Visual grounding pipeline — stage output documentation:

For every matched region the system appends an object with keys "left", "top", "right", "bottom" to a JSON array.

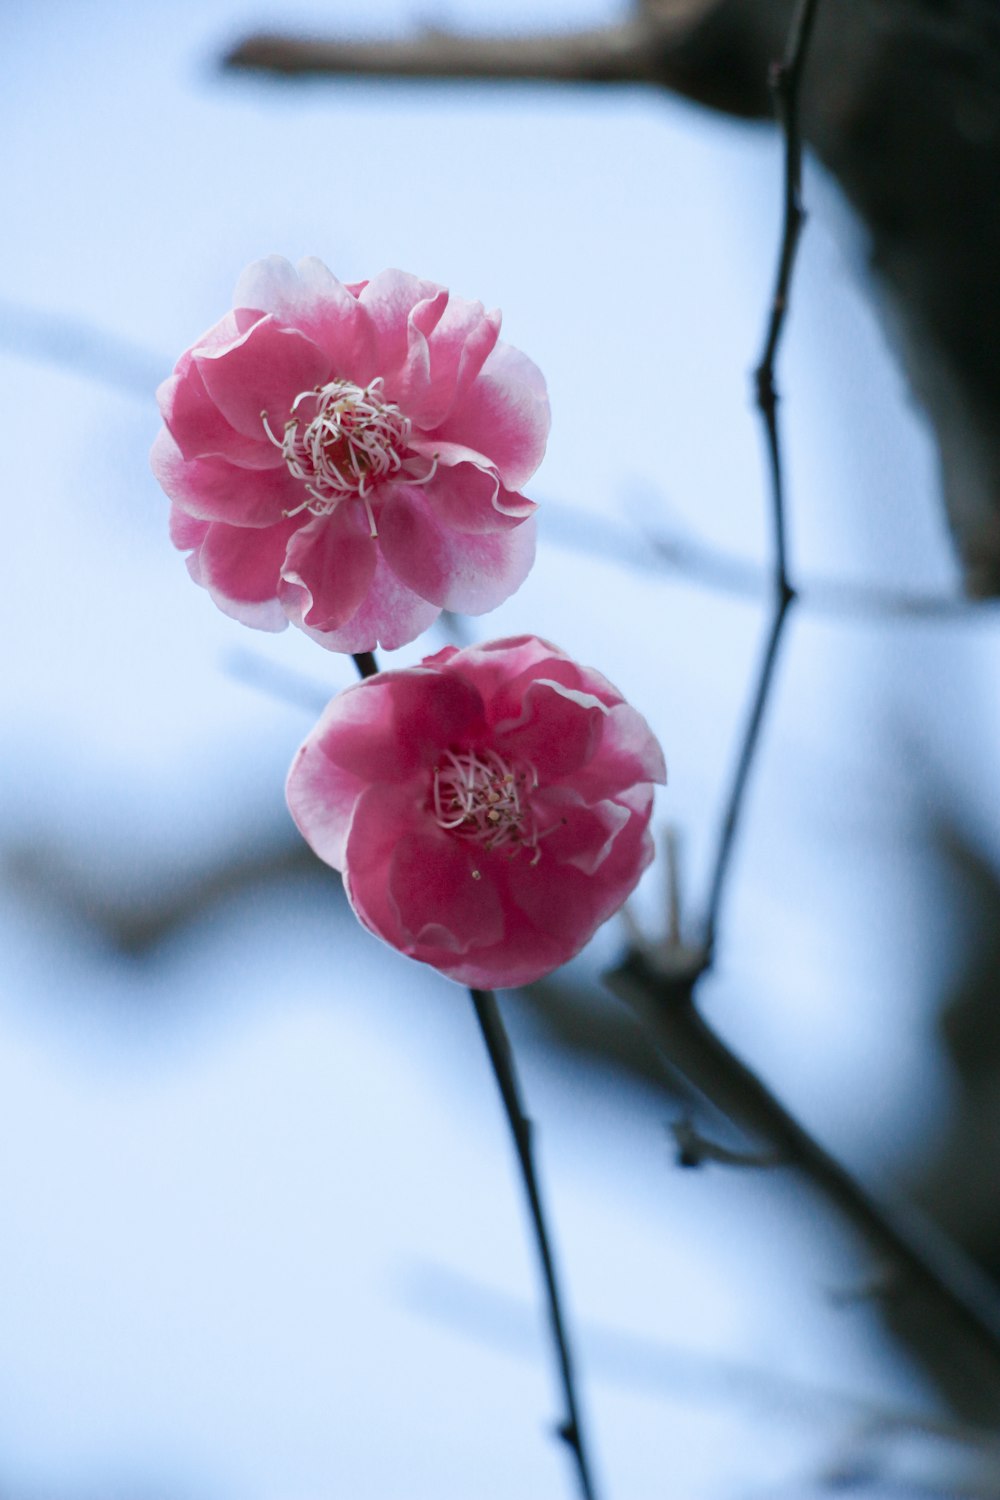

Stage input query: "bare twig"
[
  {"left": 670, "top": 1115, "right": 783, "bottom": 1169},
  {"left": 470, "top": 988, "right": 598, "bottom": 1500},
  {"left": 701, "top": 0, "right": 817, "bottom": 956},
  {"left": 349, "top": 655, "right": 598, "bottom": 1500},
  {"left": 614, "top": 0, "right": 1000, "bottom": 1392}
]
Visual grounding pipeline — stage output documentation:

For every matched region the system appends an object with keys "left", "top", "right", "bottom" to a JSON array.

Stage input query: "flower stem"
[
  {"left": 470, "top": 988, "right": 598, "bottom": 1500},
  {"left": 352, "top": 650, "right": 379, "bottom": 680},
  {"left": 350, "top": 653, "right": 598, "bottom": 1498}
]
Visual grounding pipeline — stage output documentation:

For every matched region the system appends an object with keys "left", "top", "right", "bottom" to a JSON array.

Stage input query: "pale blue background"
[{"left": 1, "top": 2, "right": 992, "bottom": 1495}]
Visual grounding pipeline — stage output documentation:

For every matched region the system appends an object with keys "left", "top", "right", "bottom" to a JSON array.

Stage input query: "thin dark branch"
[
  {"left": 470, "top": 989, "right": 598, "bottom": 1500},
  {"left": 608, "top": 959, "right": 1000, "bottom": 1386},
  {"left": 348, "top": 654, "right": 597, "bottom": 1497},
  {"left": 702, "top": 587, "right": 793, "bottom": 953},
  {"left": 755, "top": 0, "right": 821, "bottom": 431},
  {"left": 611, "top": 0, "right": 1000, "bottom": 1401},
  {"left": 701, "top": 0, "right": 818, "bottom": 955}
]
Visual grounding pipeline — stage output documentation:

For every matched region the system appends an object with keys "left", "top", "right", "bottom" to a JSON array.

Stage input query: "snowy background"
[{"left": 2, "top": 1, "right": 996, "bottom": 1495}]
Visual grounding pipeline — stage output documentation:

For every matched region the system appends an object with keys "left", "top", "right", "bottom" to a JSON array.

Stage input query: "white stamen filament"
[
  {"left": 432, "top": 748, "right": 542, "bottom": 862},
  {"left": 261, "top": 377, "right": 438, "bottom": 534}
]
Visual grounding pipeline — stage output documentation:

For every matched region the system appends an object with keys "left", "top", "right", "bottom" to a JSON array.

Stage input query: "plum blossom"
[
  {"left": 286, "top": 636, "right": 667, "bottom": 989},
  {"left": 152, "top": 257, "right": 549, "bottom": 652}
]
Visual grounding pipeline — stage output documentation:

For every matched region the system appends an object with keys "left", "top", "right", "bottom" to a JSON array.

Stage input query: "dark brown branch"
[
  {"left": 608, "top": 957, "right": 1000, "bottom": 1386},
  {"left": 470, "top": 989, "right": 598, "bottom": 1500},
  {"left": 701, "top": 585, "right": 793, "bottom": 954},
  {"left": 224, "top": 19, "right": 663, "bottom": 85},
  {"left": 701, "top": 0, "right": 815, "bottom": 954}
]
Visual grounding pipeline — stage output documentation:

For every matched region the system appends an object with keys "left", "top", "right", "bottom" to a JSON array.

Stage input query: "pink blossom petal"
[
  {"left": 157, "top": 360, "right": 281, "bottom": 469},
  {"left": 388, "top": 830, "right": 506, "bottom": 953},
  {"left": 195, "top": 316, "right": 330, "bottom": 440},
  {"left": 286, "top": 739, "right": 368, "bottom": 872},
  {"left": 434, "top": 341, "right": 550, "bottom": 491},
  {"left": 388, "top": 289, "right": 443, "bottom": 420},
  {"left": 196, "top": 513, "right": 297, "bottom": 602},
  {"left": 533, "top": 790, "right": 632, "bottom": 874},
  {"left": 572, "top": 703, "right": 669, "bottom": 801},
  {"left": 435, "top": 930, "right": 568, "bottom": 991},
  {"left": 233, "top": 256, "right": 378, "bottom": 381},
  {"left": 297, "top": 669, "right": 482, "bottom": 783},
  {"left": 277, "top": 507, "right": 378, "bottom": 634},
  {"left": 378, "top": 486, "right": 535, "bottom": 613},
  {"left": 190, "top": 515, "right": 297, "bottom": 631},
  {"left": 344, "top": 787, "right": 505, "bottom": 958},
  {"left": 407, "top": 443, "right": 536, "bottom": 531},
  {"left": 397, "top": 295, "right": 502, "bottom": 430},
  {"left": 495, "top": 677, "right": 609, "bottom": 782},
  {"left": 169, "top": 505, "right": 209, "bottom": 551},
  {"left": 357, "top": 269, "right": 445, "bottom": 385},
  {"left": 151, "top": 428, "right": 301, "bottom": 528},
  {"left": 297, "top": 550, "right": 442, "bottom": 654},
  {"left": 502, "top": 788, "right": 655, "bottom": 949},
  {"left": 436, "top": 637, "right": 592, "bottom": 725}
]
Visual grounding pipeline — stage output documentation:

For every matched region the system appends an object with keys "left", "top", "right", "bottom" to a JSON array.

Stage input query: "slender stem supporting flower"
[
  {"left": 470, "top": 988, "right": 598, "bottom": 1500},
  {"left": 352, "top": 650, "right": 379, "bottom": 680},
  {"left": 349, "top": 653, "right": 598, "bottom": 1499},
  {"left": 701, "top": 0, "right": 817, "bottom": 958}
]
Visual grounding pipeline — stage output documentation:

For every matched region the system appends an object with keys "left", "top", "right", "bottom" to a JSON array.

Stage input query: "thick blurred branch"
[
  {"left": 225, "top": 0, "right": 1000, "bottom": 595},
  {"left": 225, "top": 20, "right": 661, "bottom": 84},
  {"left": 607, "top": 954, "right": 1000, "bottom": 1394}
]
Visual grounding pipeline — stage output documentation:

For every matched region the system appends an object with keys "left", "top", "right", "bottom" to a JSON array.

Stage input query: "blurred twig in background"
[{"left": 225, "top": 0, "right": 1000, "bottom": 597}]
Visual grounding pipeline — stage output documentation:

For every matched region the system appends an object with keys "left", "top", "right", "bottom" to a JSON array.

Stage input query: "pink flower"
[
  {"left": 286, "top": 636, "right": 667, "bottom": 989},
  {"left": 152, "top": 257, "right": 549, "bottom": 652}
]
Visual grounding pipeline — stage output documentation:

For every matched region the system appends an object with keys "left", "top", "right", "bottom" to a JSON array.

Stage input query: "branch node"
[{"left": 670, "top": 1117, "right": 785, "bottom": 1170}]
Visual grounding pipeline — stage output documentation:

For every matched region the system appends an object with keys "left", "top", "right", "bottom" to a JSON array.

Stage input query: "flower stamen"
[
  {"left": 432, "top": 748, "right": 541, "bottom": 861},
  {"left": 261, "top": 377, "right": 436, "bottom": 534}
]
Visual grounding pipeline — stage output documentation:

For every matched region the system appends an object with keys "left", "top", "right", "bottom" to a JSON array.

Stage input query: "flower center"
[
  {"left": 262, "top": 377, "right": 426, "bottom": 535},
  {"left": 432, "top": 748, "right": 541, "bottom": 862}
]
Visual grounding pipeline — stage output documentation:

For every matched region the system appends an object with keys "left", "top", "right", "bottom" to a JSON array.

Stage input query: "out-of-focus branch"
[
  {"left": 224, "top": 0, "right": 1000, "bottom": 597},
  {"left": 225, "top": 20, "right": 662, "bottom": 85},
  {"left": 607, "top": 955, "right": 1000, "bottom": 1391},
  {"left": 610, "top": 0, "right": 1000, "bottom": 1402},
  {"left": 407, "top": 1259, "right": 1000, "bottom": 1464}
]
